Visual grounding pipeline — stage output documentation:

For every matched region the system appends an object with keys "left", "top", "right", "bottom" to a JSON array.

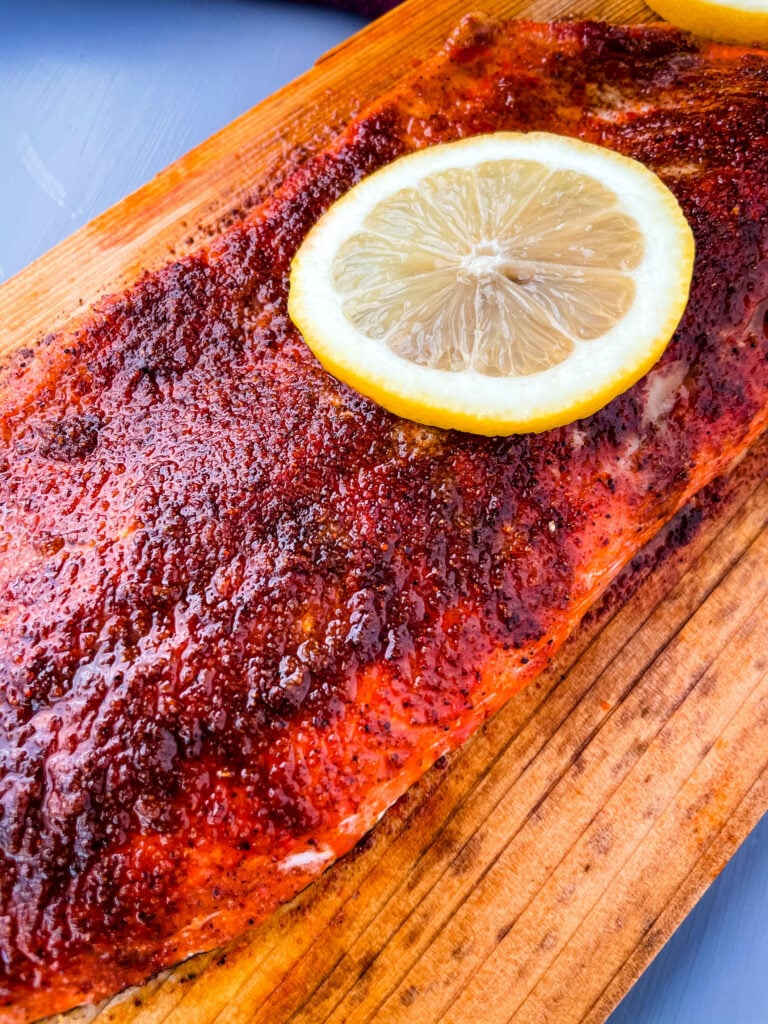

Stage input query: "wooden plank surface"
[{"left": 1, "top": 1, "right": 765, "bottom": 1022}]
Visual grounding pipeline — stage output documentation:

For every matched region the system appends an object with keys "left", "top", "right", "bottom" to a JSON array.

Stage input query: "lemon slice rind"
[
  {"left": 646, "top": 0, "right": 768, "bottom": 46},
  {"left": 289, "top": 133, "right": 695, "bottom": 435}
]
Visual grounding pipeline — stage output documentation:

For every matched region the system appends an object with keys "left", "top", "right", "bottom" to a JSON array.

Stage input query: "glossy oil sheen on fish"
[{"left": 1, "top": 18, "right": 767, "bottom": 1023}]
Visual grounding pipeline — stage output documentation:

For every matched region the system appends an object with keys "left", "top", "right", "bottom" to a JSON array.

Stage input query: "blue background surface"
[{"left": 1, "top": 2, "right": 767, "bottom": 1020}]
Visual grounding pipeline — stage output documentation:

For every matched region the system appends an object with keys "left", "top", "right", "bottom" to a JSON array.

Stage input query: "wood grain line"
[
  {"left": 512, "top": 656, "right": 768, "bottom": 1024},
  {"left": 348, "top": 541, "right": 768, "bottom": 1024},
  {"left": 423, "top": 604, "right": 768, "bottom": 1023},
  {"left": 505, "top": 629, "right": 768, "bottom": 1024},
  {"left": 582, "top": 765, "right": 768, "bottom": 1024}
]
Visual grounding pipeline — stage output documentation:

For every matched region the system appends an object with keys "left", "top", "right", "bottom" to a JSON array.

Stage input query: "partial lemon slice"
[
  {"left": 289, "top": 132, "right": 694, "bottom": 435},
  {"left": 646, "top": 0, "right": 768, "bottom": 46}
]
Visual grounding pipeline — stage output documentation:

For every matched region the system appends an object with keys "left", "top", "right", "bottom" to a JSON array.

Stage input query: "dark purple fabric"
[{"left": 307, "top": 0, "right": 402, "bottom": 16}]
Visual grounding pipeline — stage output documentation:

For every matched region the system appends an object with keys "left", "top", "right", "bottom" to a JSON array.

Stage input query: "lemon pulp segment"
[
  {"left": 335, "top": 161, "right": 644, "bottom": 377},
  {"left": 289, "top": 133, "right": 695, "bottom": 435}
]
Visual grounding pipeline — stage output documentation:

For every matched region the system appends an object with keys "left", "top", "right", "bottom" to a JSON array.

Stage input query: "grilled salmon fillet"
[{"left": 1, "top": 18, "right": 767, "bottom": 1022}]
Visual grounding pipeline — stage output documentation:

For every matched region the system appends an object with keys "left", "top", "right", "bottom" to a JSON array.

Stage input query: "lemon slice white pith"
[{"left": 289, "top": 132, "right": 695, "bottom": 435}]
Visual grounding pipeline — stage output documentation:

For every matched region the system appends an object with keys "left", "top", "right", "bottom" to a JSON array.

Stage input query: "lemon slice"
[
  {"left": 288, "top": 132, "right": 694, "bottom": 435},
  {"left": 646, "top": 0, "right": 768, "bottom": 45}
]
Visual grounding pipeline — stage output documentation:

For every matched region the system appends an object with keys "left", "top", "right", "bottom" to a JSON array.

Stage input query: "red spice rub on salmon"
[{"left": 1, "top": 18, "right": 767, "bottom": 1022}]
